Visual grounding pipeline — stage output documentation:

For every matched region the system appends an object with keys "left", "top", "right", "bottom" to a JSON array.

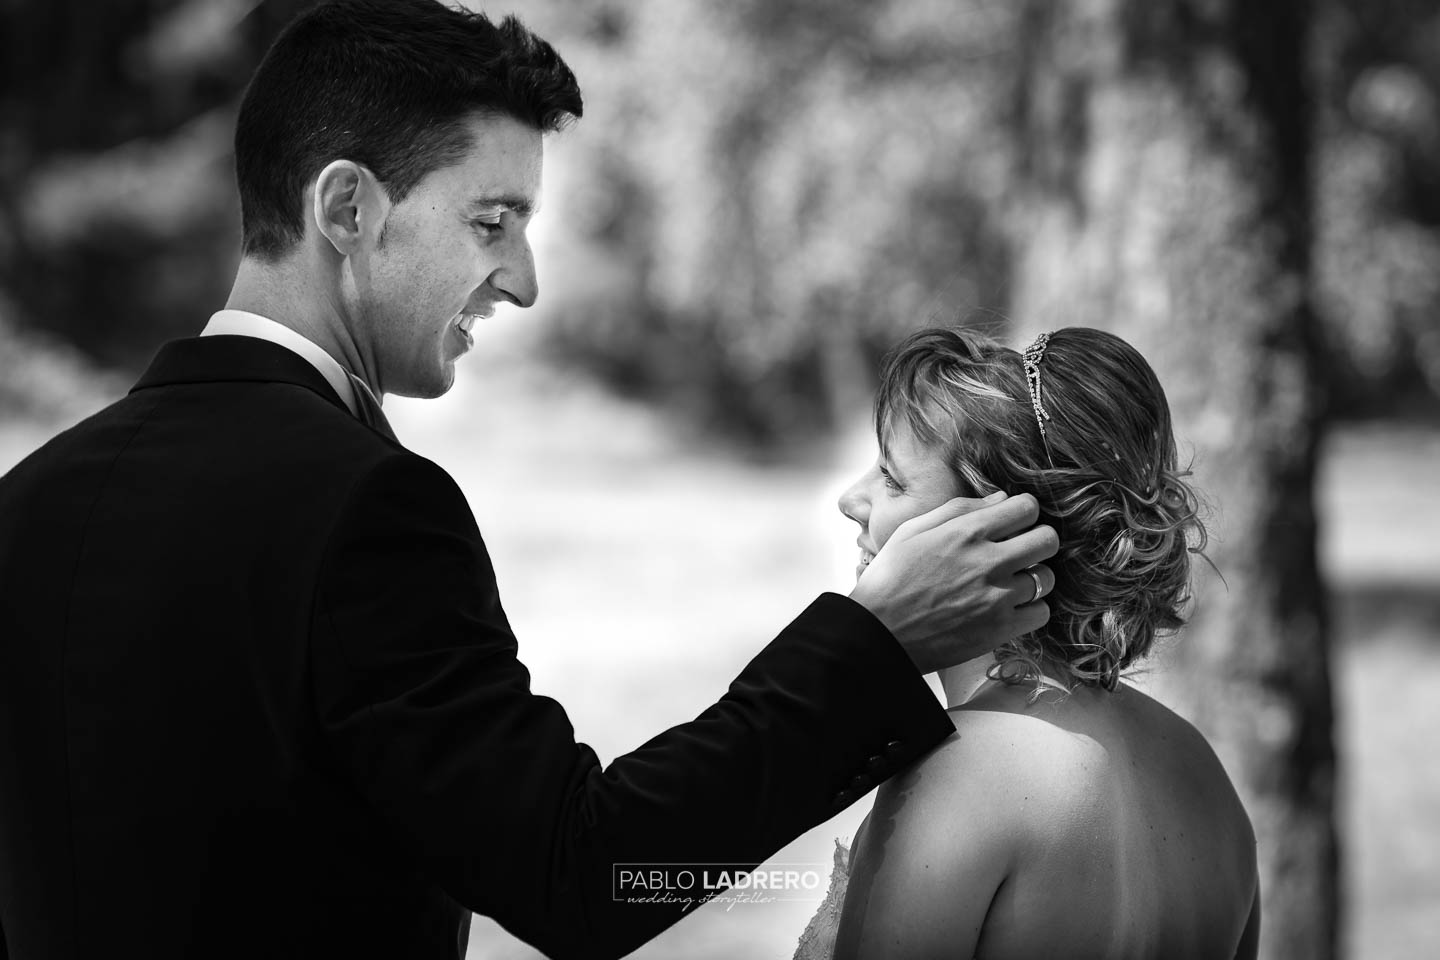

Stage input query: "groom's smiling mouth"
[{"left": 453, "top": 307, "right": 495, "bottom": 347}]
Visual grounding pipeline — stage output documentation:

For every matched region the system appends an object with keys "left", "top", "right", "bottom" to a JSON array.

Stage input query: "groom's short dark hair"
[{"left": 235, "top": 0, "right": 582, "bottom": 260}]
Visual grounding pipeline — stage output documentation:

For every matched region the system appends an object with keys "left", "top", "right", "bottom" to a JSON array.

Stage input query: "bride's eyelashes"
[{"left": 880, "top": 465, "right": 904, "bottom": 493}]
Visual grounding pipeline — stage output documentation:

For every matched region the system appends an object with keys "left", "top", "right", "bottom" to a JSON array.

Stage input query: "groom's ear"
[{"left": 311, "top": 159, "right": 389, "bottom": 256}]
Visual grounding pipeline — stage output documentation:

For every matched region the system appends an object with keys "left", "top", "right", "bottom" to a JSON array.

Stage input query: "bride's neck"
[{"left": 938, "top": 657, "right": 993, "bottom": 709}]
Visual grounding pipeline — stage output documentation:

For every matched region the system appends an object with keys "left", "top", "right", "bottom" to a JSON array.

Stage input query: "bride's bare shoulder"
[
  {"left": 859, "top": 686, "right": 1108, "bottom": 868},
  {"left": 906, "top": 680, "right": 1204, "bottom": 824},
  {"left": 930, "top": 683, "right": 1118, "bottom": 783},
  {"left": 951, "top": 677, "right": 1204, "bottom": 748},
  {"left": 837, "top": 685, "right": 1110, "bottom": 956},
  {"left": 932, "top": 679, "right": 1246, "bottom": 830}
]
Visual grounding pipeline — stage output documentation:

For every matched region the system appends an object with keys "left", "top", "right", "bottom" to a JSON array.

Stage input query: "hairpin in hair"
[{"left": 1022, "top": 332, "right": 1053, "bottom": 440}]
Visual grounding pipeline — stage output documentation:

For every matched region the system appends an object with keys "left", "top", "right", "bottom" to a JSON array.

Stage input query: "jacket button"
[
  {"left": 866, "top": 755, "right": 888, "bottom": 779},
  {"left": 849, "top": 774, "right": 873, "bottom": 794},
  {"left": 883, "top": 740, "right": 905, "bottom": 763},
  {"left": 833, "top": 789, "right": 856, "bottom": 809}
]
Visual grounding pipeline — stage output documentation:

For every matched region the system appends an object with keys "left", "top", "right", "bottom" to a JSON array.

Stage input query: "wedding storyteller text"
[{"left": 612, "top": 863, "right": 826, "bottom": 909}]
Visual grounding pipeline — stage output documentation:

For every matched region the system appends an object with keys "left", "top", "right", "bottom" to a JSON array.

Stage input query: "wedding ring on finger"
[{"left": 1025, "top": 566, "right": 1045, "bottom": 604}]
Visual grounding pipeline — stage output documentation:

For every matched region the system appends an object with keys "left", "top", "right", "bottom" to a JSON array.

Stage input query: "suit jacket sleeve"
[{"left": 311, "top": 453, "right": 954, "bottom": 958}]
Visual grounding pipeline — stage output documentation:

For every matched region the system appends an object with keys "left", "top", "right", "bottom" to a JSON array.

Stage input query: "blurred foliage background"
[
  {"left": 7, "top": 0, "right": 1438, "bottom": 434},
  {"left": 2, "top": 1, "right": 1438, "bottom": 958}
]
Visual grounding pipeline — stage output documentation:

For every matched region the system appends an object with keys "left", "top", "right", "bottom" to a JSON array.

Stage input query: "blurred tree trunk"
[{"left": 1004, "top": 2, "right": 1337, "bottom": 958}]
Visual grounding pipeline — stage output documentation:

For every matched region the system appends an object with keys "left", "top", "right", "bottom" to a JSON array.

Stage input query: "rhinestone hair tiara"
[{"left": 1022, "top": 331, "right": 1053, "bottom": 440}]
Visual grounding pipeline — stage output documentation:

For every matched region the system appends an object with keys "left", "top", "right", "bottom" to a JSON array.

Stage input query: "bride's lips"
[{"left": 856, "top": 538, "right": 876, "bottom": 574}]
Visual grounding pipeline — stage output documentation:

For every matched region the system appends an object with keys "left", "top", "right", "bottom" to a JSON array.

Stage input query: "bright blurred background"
[{"left": 1, "top": 1, "right": 1437, "bottom": 958}]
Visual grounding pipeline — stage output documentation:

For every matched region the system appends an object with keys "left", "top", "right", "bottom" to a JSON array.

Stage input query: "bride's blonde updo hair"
[{"left": 874, "top": 326, "right": 1207, "bottom": 695}]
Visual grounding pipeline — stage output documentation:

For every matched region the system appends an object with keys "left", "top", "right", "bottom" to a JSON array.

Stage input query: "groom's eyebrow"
[{"left": 469, "top": 193, "right": 536, "bottom": 217}]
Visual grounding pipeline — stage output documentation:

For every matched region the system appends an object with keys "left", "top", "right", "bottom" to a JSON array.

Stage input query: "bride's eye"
[{"left": 880, "top": 466, "right": 902, "bottom": 492}]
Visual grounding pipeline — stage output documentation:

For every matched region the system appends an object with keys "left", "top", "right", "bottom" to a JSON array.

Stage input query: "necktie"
[{"left": 347, "top": 372, "right": 398, "bottom": 443}]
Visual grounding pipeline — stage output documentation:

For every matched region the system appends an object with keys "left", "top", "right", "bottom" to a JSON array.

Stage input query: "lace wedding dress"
[{"left": 792, "top": 840, "right": 850, "bottom": 960}]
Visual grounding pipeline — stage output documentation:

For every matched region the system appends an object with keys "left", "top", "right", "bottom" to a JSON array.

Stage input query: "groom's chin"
[{"left": 395, "top": 367, "right": 457, "bottom": 401}]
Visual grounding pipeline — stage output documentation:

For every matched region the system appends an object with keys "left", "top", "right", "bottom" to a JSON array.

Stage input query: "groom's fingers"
[
  {"left": 883, "top": 493, "right": 1058, "bottom": 577},
  {"left": 994, "top": 524, "right": 1061, "bottom": 573},
  {"left": 953, "top": 492, "right": 1042, "bottom": 541},
  {"left": 886, "top": 490, "right": 1040, "bottom": 549},
  {"left": 898, "top": 491, "right": 1044, "bottom": 546},
  {"left": 885, "top": 490, "right": 1014, "bottom": 543},
  {"left": 920, "top": 493, "right": 1058, "bottom": 568},
  {"left": 1011, "top": 595, "right": 1052, "bottom": 635}
]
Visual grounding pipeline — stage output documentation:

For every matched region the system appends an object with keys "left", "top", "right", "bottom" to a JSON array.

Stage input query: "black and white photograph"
[{"left": 1, "top": 1, "right": 1437, "bottom": 958}]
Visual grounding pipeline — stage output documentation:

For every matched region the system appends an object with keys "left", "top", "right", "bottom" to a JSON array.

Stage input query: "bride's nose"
[{"left": 837, "top": 479, "right": 868, "bottom": 525}]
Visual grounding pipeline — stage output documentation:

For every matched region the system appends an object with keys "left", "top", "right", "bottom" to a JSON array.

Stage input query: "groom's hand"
[{"left": 849, "top": 492, "right": 1059, "bottom": 674}]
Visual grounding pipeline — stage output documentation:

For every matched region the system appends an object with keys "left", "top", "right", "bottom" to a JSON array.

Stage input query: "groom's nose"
[{"left": 491, "top": 232, "right": 538, "bottom": 308}]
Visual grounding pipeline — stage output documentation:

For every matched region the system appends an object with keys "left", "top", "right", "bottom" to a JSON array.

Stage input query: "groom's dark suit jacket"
[{"left": 0, "top": 336, "right": 953, "bottom": 959}]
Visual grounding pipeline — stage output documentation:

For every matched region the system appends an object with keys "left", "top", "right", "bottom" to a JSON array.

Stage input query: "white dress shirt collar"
[{"left": 200, "top": 309, "right": 359, "bottom": 418}]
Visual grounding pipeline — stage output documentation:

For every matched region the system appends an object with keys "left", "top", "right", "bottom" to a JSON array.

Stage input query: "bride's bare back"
[{"left": 833, "top": 681, "right": 1258, "bottom": 960}]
